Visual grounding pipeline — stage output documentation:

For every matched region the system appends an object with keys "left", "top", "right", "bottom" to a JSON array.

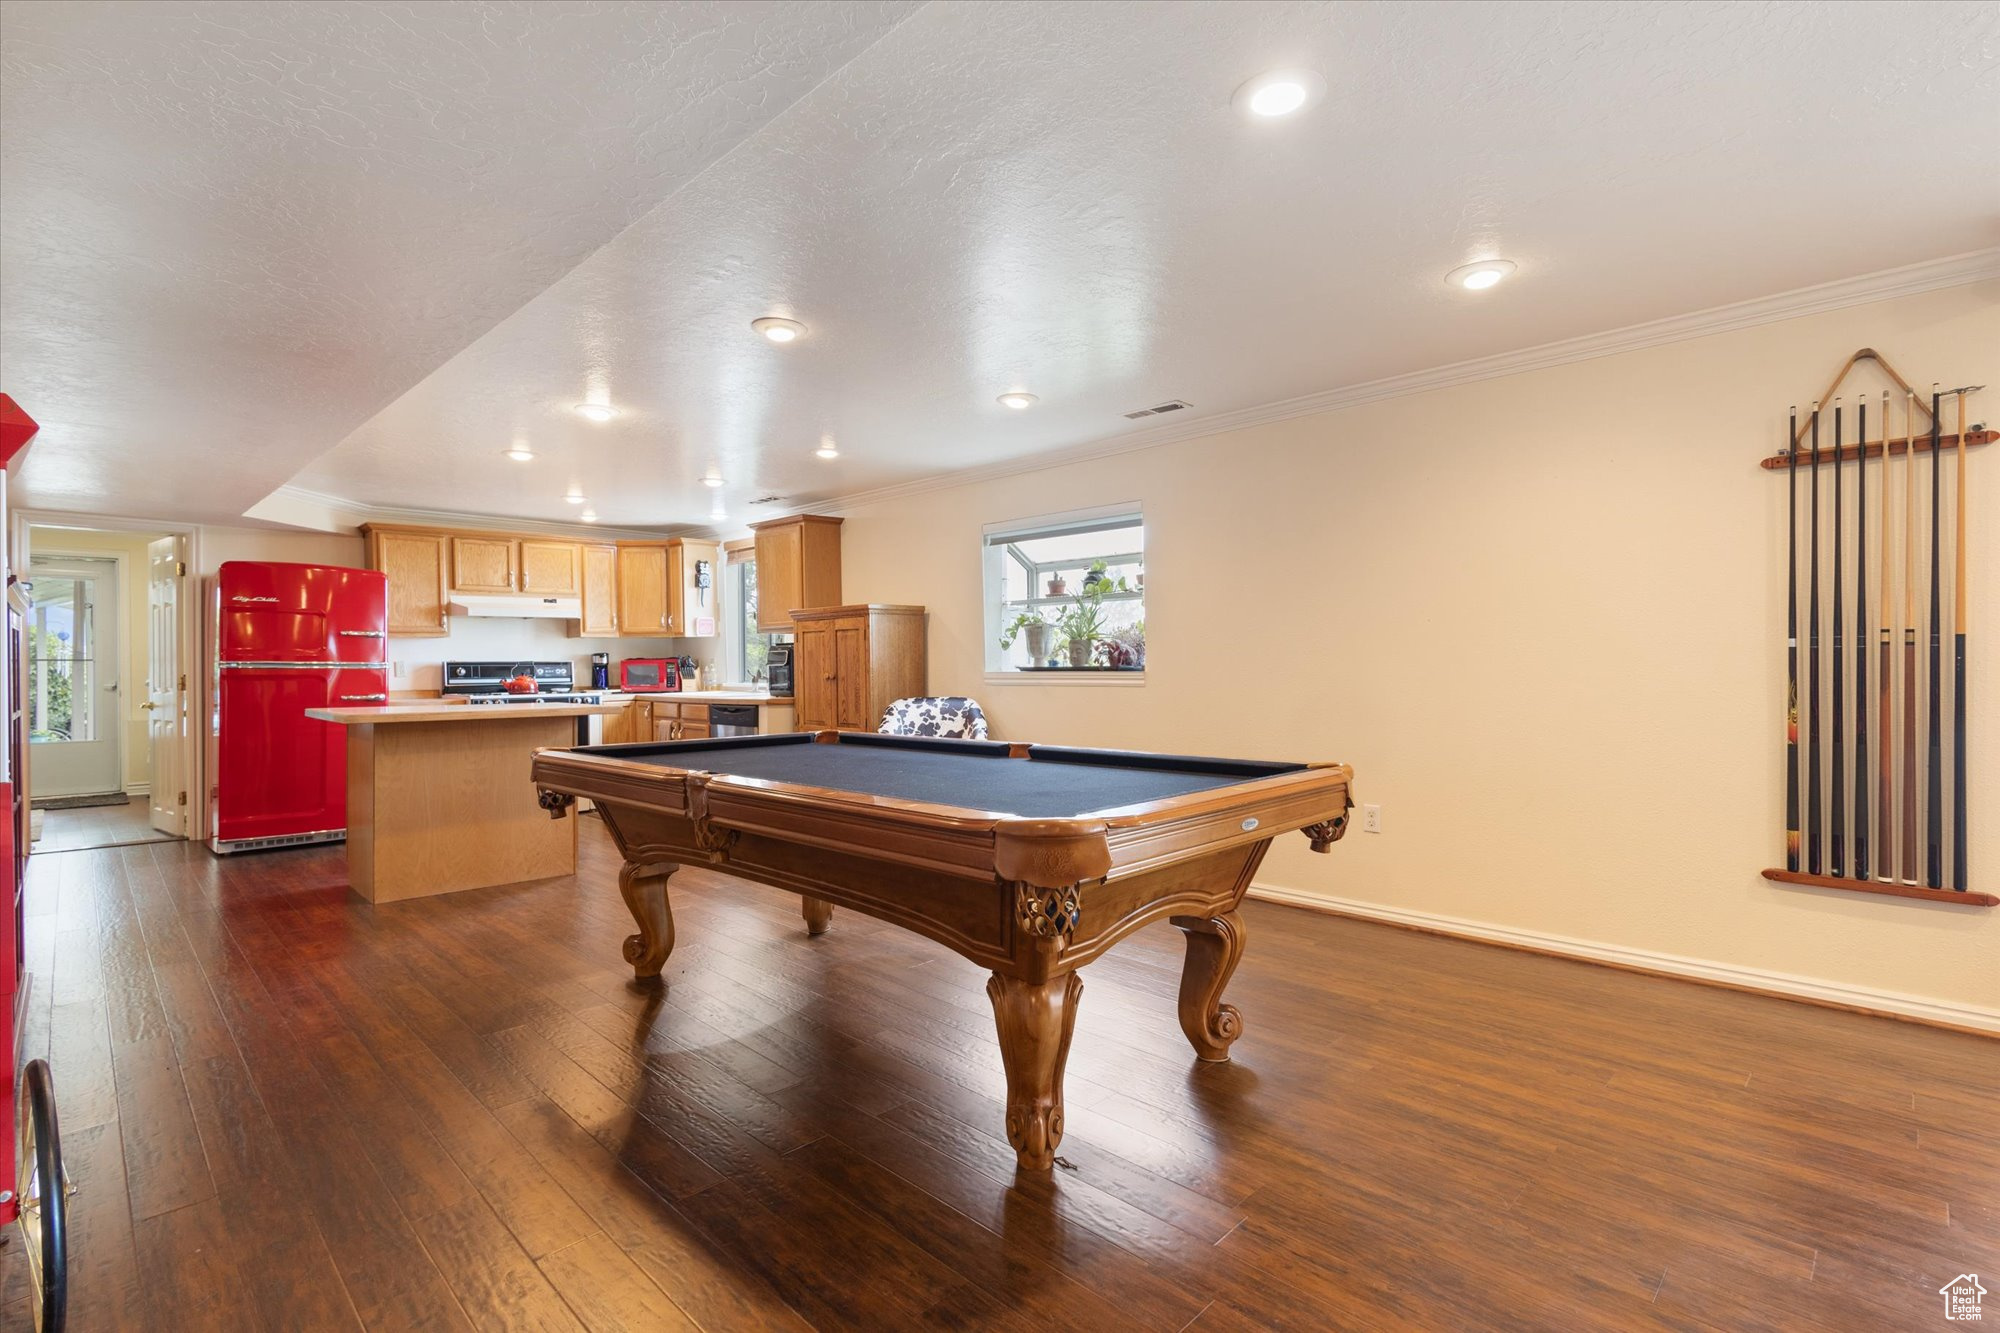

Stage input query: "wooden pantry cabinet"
[
  {"left": 749, "top": 514, "right": 842, "bottom": 631},
  {"left": 791, "top": 604, "right": 926, "bottom": 732}
]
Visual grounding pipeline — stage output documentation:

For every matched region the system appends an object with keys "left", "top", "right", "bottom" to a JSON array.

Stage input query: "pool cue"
[
  {"left": 1807, "top": 402, "right": 1823, "bottom": 874},
  {"left": 1831, "top": 399, "right": 1847, "bottom": 876},
  {"left": 1853, "top": 396, "right": 1869, "bottom": 880},
  {"left": 1902, "top": 390, "right": 1920, "bottom": 882},
  {"left": 1927, "top": 387, "right": 1944, "bottom": 888},
  {"left": 1877, "top": 392, "right": 1894, "bottom": 880},
  {"left": 1952, "top": 387, "right": 1971, "bottom": 889},
  {"left": 1785, "top": 407, "right": 1800, "bottom": 871}
]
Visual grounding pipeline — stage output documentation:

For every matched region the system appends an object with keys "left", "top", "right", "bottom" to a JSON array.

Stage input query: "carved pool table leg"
[
  {"left": 986, "top": 971, "right": 1083, "bottom": 1170},
  {"left": 1172, "top": 910, "right": 1246, "bottom": 1061},
  {"left": 618, "top": 861, "right": 678, "bottom": 978},
  {"left": 801, "top": 895, "right": 834, "bottom": 936}
]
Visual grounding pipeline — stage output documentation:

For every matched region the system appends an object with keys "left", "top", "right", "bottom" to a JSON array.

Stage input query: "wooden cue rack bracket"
[
  {"left": 1763, "top": 347, "right": 1986, "bottom": 906},
  {"left": 1760, "top": 868, "right": 1997, "bottom": 908}
]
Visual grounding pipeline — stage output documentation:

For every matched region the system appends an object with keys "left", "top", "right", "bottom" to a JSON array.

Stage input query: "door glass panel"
[{"left": 28, "top": 572, "right": 99, "bottom": 744}]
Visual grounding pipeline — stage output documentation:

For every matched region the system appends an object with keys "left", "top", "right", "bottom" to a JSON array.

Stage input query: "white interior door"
[
  {"left": 28, "top": 556, "right": 122, "bottom": 799},
  {"left": 147, "top": 536, "right": 186, "bottom": 835}
]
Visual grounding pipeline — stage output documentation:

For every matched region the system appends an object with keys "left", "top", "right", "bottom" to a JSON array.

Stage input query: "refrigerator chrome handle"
[
  {"left": 337, "top": 630, "right": 385, "bottom": 637},
  {"left": 338, "top": 694, "right": 388, "bottom": 702}
]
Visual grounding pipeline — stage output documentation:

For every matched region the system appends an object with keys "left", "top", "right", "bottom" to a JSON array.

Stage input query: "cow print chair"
[{"left": 877, "top": 696, "right": 990, "bottom": 741}]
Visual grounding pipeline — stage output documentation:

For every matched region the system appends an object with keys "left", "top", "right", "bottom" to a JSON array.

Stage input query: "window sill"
[{"left": 982, "top": 670, "right": 1146, "bottom": 687}]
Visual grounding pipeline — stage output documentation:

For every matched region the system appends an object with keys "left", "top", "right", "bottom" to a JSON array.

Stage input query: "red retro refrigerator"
[{"left": 209, "top": 561, "right": 388, "bottom": 853}]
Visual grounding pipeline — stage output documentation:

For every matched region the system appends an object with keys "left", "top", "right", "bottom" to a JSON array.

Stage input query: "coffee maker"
[{"left": 589, "top": 653, "right": 611, "bottom": 690}]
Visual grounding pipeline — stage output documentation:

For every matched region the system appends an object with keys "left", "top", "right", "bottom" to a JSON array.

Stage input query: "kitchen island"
[{"left": 305, "top": 703, "right": 622, "bottom": 902}]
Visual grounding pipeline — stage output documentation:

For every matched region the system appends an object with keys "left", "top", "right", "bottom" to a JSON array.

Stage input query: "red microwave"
[{"left": 620, "top": 658, "right": 680, "bottom": 691}]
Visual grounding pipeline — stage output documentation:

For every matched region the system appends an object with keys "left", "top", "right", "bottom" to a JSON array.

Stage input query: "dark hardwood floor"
[{"left": 2, "top": 817, "right": 1993, "bottom": 1330}]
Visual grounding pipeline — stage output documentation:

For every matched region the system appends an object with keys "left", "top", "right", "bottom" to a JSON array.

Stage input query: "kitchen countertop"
[
  {"left": 307, "top": 703, "right": 626, "bottom": 724},
  {"left": 600, "top": 690, "right": 794, "bottom": 704}
]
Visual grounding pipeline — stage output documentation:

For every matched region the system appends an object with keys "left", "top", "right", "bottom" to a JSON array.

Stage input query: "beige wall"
[{"left": 840, "top": 281, "right": 1999, "bottom": 1024}]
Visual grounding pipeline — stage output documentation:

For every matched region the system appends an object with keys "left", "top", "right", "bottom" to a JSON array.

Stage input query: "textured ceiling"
[
  {"left": 0, "top": 0, "right": 918, "bottom": 519},
  {"left": 4, "top": 1, "right": 1997, "bottom": 531}
]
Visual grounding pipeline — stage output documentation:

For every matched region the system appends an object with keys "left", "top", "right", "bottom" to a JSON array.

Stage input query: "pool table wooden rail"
[{"left": 530, "top": 735, "right": 1355, "bottom": 1169}]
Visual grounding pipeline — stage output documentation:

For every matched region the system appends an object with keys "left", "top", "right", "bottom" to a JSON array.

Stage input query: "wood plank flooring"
[{"left": 4, "top": 818, "right": 1994, "bottom": 1330}]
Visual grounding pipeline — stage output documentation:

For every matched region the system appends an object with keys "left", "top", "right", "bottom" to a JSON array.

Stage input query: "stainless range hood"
[{"left": 447, "top": 591, "right": 582, "bottom": 619}]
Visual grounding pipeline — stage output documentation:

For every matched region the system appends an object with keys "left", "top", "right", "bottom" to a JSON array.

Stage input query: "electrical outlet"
[
  {"left": 391, "top": 660, "right": 408, "bottom": 680},
  {"left": 1362, "top": 803, "right": 1383, "bottom": 833}
]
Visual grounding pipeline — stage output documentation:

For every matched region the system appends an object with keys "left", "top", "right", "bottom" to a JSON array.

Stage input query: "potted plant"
[
  {"left": 1098, "top": 620, "right": 1145, "bottom": 669},
  {"left": 1056, "top": 560, "right": 1129, "bottom": 667},
  {"left": 999, "top": 609, "right": 1057, "bottom": 665},
  {"left": 1045, "top": 574, "right": 1067, "bottom": 597}
]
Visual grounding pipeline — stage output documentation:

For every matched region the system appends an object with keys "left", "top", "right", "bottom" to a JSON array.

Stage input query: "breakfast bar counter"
[{"left": 306, "top": 703, "right": 622, "bottom": 902}]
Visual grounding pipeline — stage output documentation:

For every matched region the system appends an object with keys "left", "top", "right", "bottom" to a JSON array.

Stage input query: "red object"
[
  {"left": 504, "top": 675, "right": 539, "bottom": 694},
  {"left": 0, "top": 393, "right": 39, "bottom": 468},
  {"left": 210, "top": 562, "right": 387, "bottom": 853},
  {"left": 619, "top": 658, "right": 680, "bottom": 692}
]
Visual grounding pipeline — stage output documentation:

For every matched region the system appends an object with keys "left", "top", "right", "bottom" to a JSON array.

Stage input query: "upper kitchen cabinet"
[
  {"left": 451, "top": 535, "right": 517, "bottom": 593},
  {"left": 578, "top": 544, "right": 618, "bottom": 637},
  {"left": 362, "top": 525, "right": 450, "bottom": 637},
  {"left": 518, "top": 539, "right": 582, "bottom": 596},
  {"left": 616, "top": 542, "right": 672, "bottom": 635},
  {"left": 677, "top": 539, "right": 720, "bottom": 638},
  {"left": 750, "top": 514, "right": 842, "bottom": 632}
]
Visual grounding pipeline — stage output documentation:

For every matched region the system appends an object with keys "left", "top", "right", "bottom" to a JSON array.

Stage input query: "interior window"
[{"left": 982, "top": 506, "right": 1144, "bottom": 673}]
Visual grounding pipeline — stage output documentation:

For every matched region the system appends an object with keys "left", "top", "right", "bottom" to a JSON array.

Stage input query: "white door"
[
  {"left": 146, "top": 537, "right": 186, "bottom": 835},
  {"left": 28, "top": 557, "right": 122, "bottom": 799}
]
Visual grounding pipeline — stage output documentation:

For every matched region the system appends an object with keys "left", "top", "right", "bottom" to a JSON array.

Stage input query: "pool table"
[{"left": 531, "top": 730, "right": 1355, "bottom": 1169}]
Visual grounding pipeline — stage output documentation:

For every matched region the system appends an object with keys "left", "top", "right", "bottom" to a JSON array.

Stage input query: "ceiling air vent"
[
  {"left": 747, "top": 494, "right": 785, "bottom": 506},
  {"left": 1123, "top": 399, "right": 1193, "bottom": 420}
]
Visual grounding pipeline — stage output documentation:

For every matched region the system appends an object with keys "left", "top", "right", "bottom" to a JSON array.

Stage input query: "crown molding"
[
  {"left": 811, "top": 247, "right": 2000, "bottom": 516},
  {"left": 256, "top": 484, "right": 710, "bottom": 542}
]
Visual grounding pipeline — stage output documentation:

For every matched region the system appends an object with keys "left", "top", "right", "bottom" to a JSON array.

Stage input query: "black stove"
[{"left": 443, "top": 660, "right": 604, "bottom": 706}]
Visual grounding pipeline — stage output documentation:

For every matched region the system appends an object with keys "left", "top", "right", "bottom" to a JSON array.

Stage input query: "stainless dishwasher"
[{"left": 709, "top": 704, "right": 761, "bottom": 737}]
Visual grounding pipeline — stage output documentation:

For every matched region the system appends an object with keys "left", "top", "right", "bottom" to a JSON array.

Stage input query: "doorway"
[{"left": 24, "top": 525, "right": 192, "bottom": 852}]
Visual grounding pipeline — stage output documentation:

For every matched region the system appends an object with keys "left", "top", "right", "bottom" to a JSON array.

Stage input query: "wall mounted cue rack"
[{"left": 1762, "top": 348, "right": 1993, "bottom": 908}]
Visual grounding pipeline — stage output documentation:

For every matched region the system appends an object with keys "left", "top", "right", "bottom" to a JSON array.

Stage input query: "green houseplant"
[
  {"left": 999, "top": 609, "right": 1057, "bottom": 665},
  {"left": 1057, "top": 560, "right": 1129, "bottom": 668}
]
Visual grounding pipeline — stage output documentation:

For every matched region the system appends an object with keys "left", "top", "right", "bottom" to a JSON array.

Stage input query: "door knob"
[{"left": 140, "top": 701, "right": 160, "bottom": 711}]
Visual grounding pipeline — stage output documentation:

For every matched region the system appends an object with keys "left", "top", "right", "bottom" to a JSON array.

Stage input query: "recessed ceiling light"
[
  {"left": 564, "top": 491, "right": 586, "bottom": 505},
  {"left": 1232, "top": 69, "right": 1326, "bottom": 119},
  {"left": 1446, "top": 259, "right": 1517, "bottom": 291},
  {"left": 579, "top": 510, "right": 598, "bottom": 523},
  {"left": 702, "top": 471, "right": 724, "bottom": 488},
  {"left": 573, "top": 402, "right": 618, "bottom": 423},
  {"left": 504, "top": 445, "right": 535, "bottom": 462},
  {"left": 997, "top": 392, "right": 1038, "bottom": 410},
  {"left": 815, "top": 436, "right": 840, "bottom": 460},
  {"left": 752, "top": 317, "right": 806, "bottom": 344}
]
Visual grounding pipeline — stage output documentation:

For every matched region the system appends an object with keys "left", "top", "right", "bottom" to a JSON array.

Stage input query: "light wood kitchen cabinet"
[
  {"left": 617, "top": 543, "right": 672, "bottom": 635},
  {"left": 790, "top": 604, "right": 926, "bottom": 732},
  {"left": 364, "top": 526, "right": 451, "bottom": 637},
  {"left": 749, "top": 514, "right": 842, "bottom": 631},
  {"left": 579, "top": 544, "right": 618, "bottom": 636},
  {"left": 452, "top": 535, "right": 517, "bottom": 593},
  {"left": 519, "top": 539, "right": 582, "bottom": 596}
]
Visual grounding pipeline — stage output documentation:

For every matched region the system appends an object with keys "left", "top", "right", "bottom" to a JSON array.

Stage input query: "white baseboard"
[
  {"left": 1248, "top": 883, "right": 2000, "bottom": 1036},
  {"left": 124, "top": 783, "right": 150, "bottom": 798}
]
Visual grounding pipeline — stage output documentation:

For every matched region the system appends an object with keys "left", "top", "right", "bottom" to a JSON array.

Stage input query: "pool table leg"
[
  {"left": 801, "top": 896, "right": 834, "bottom": 936},
  {"left": 618, "top": 860, "right": 678, "bottom": 978},
  {"left": 986, "top": 971, "right": 1083, "bottom": 1170},
  {"left": 1172, "top": 910, "right": 1246, "bottom": 1061}
]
